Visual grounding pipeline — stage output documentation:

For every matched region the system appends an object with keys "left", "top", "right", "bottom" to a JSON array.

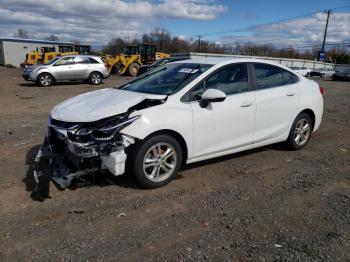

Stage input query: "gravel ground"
[{"left": 0, "top": 68, "right": 349, "bottom": 261}]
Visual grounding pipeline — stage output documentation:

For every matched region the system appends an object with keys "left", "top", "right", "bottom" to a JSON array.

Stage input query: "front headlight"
[{"left": 68, "top": 114, "right": 140, "bottom": 142}]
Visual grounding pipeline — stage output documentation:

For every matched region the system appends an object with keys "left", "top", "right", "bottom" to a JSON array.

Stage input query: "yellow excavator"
[{"left": 105, "top": 43, "right": 169, "bottom": 76}]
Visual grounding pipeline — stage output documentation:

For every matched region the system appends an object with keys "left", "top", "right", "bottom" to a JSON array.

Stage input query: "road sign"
[{"left": 319, "top": 51, "right": 326, "bottom": 61}]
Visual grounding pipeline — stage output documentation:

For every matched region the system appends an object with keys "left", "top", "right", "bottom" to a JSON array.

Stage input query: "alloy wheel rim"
[
  {"left": 92, "top": 74, "right": 101, "bottom": 84},
  {"left": 294, "top": 118, "right": 311, "bottom": 146},
  {"left": 143, "top": 143, "right": 177, "bottom": 182},
  {"left": 40, "top": 75, "right": 51, "bottom": 86}
]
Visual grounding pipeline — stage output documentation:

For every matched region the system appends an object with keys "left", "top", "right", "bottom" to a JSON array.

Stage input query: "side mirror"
[{"left": 200, "top": 88, "right": 226, "bottom": 108}]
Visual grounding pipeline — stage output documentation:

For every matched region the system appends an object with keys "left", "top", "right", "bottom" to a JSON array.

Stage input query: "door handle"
[
  {"left": 68, "top": 66, "right": 72, "bottom": 69},
  {"left": 286, "top": 92, "right": 295, "bottom": 96},
  {"left": 240, "top": 101, "right": 253, "bottom": 107}
]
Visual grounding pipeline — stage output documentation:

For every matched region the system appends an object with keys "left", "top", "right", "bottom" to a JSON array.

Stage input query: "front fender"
[
  {"left": 120, "top": 105, "right": 194, "bottom": 158},
  {"left": 30, "top": 68, "right": 55, "bottom": 81}
]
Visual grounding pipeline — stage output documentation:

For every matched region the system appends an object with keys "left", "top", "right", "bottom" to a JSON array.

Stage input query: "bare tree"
[
  {"left": 15, "top": 28, "right": 29, "bottom": 39},
  {"left": 102, "top": 37, "right": 126, "bottom": 55}
]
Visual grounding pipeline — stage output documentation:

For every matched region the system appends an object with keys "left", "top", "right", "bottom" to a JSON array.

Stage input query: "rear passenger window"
[
  {"left": 75, "top": 57, "right": 91, "bottom": 64},
  {"left": 206, "top": 63, "right": 249, "bottom": 95},
  {"left": 89, "top": 58, "right": 100, "bottom": 64},
  {"left": 253, "top": 63, "right": 283, "bottom": 89},
  {"left": 282, "top": 69, "right": 299, "bottom": 84}
]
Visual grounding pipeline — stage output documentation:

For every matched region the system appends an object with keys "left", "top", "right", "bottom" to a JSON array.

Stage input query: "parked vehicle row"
[
  {"left": 33, "top": 58, "right": 324, "bottom": 191},
  {"left": 332, "top": 70, "right": 350, "bottom": 81},
  {"left": 309, "top": 68, "right": 336, "bottom": 78},
  {"left": 23, "top": 54, "right": 347, "bottom": 88},
  {"left": 289, "top": 66, "right": 349, "bottom": 81}
]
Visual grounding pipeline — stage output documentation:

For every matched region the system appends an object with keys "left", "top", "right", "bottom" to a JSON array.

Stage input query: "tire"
[
  {"left": 287, "top": 113, "right": 313, "bottom": 150},
  {"left": 89, "top": 72, "right": 103, "bottom": 85},
  {"left": 130, "top": 134, "right": 183, "bottom": 188},
  {"left": 128, "top": 63, "right": 140, "bottom": 77},
  {"left": 37, "top": 73, "right": 54, "bottom": 87}
]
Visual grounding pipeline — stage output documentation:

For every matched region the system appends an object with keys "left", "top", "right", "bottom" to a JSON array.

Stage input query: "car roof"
[
  {"left": 61, "top": 54, "right": 101, "bottom": 59},
  {"left": 175, "top": 57, "right": 233, "bottom": 65},
  {"left": 173, "top": 57, "right": 293, "bottom": 70}
]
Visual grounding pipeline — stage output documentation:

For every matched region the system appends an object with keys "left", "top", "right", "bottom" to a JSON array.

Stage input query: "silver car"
[{"left": 23, "top": 55, "right": 110, "bottom": 86}]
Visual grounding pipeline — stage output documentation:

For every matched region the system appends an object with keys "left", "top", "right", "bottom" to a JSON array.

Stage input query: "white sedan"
[{"left": 34, "top": 58, "right": 324, "bottom": 190}]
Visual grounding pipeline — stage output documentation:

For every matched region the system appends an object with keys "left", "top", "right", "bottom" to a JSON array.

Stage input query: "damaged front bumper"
[{"left": 33, "top": 115, "right": 138, "bottom": 191}]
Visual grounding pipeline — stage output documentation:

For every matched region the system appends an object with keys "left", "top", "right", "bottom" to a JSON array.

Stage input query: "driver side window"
[{"left": 190, "top": 63, "right": 249, "bottom": 101}]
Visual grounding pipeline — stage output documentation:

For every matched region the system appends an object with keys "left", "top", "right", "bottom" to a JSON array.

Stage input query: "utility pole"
[
  {"left": 319, "top": 9, "right": 331, "bottom": 60},
  {"left": 321, "top": 9, "right": 331, "bottom": 51},
  {"left": 196, "top": 35, "right": 202, "bottom": 51}
]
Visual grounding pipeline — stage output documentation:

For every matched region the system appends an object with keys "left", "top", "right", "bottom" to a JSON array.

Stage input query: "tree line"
[
  {"left": 14, "top": 27, "right": 350, "bottom": 64},
  {"left": 102, "top": 27, "right": 350, "bottom": 64}
]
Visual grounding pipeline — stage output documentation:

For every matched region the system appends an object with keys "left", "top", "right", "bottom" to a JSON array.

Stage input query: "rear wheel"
[
  {"left": 131, "top": 134, "right": 182, "bottom": 188},
  {"left": 287, "top": 113, "right": 313, "bottom": 150},
  {"left": 89, "top": 72, "right": 102, "bottom": 85},
  {"left": 128, "top": 63, "right": 140, "bottom": 77},
  {"left": 37, "top": 73, "right": 53, "bottom": 87}
]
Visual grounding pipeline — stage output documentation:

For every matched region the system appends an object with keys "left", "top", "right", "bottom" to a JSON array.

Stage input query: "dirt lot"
[{"left": 0, "top": 68, "right": 349, "bottom": 261}]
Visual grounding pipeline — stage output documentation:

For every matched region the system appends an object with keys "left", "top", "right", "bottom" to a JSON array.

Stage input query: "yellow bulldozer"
[
  {"left": 105, "top": 43, "right": 169, "bottom": 76},
  {"left": 22, "top": 44, "right": 91, "bottom": 67}
]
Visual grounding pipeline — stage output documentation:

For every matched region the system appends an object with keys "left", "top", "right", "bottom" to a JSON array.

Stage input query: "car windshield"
[
  {"left": 44, "top": 57, "right": 60, "bottom": 65},
  {"left": 120, "top": 63, "right": 212, "bottom": 95}
]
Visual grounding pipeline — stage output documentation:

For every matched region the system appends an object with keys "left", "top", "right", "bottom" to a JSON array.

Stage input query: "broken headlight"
[{"left": 68, "top": 114, "right": 140, "bottom": 143}]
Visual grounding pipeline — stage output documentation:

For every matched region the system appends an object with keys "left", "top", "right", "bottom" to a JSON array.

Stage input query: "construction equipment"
[
  {"left": 105, "top": 43, "right": 169, "bottom": 76},
  {"left": 22, "top": 44, "right": 90, "bottom": 67},
  {"left": 74, "top": 45, "right": 91, "bottom": 54}
]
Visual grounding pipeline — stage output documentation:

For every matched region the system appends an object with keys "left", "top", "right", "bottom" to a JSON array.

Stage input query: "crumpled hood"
[{"left": 51, "top": 88, "right": 166, "bottom": 122}]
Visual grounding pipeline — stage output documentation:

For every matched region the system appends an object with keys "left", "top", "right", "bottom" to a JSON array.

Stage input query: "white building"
[{"left": 0, "top": 37, "right": 76, "bottom": 67}]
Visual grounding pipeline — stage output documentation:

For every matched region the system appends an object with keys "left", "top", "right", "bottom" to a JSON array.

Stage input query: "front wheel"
[
  {"left": 89, "top": 72, "right": 102, "bottom": 85},
  {"left": 287, "top": 113, "right": 313, "bottom": 150},
  {"left": 37, "top": 73, "right": 54, "bottom": 87},
  {"left": 128, "top": 63, "right": 140, "bottom": 77},
  {"left": 131, "top": 134, "right": 183, "bottom": 188}
]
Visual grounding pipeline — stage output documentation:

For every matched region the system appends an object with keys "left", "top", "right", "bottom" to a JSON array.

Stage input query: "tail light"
[
  {"left": 319, "top": 86, "right": 324, "bottom": 95},
  {"left": 104, "top": 63, "right": 109, "bottom": 69}
]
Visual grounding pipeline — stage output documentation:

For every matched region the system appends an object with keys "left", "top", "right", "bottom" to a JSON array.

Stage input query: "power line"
[
  {"left": 331, "top": 4, "right": 350, "bottom": 11},
  {"left": 196, "top": 5, "right": 350, "bottom": 38}
]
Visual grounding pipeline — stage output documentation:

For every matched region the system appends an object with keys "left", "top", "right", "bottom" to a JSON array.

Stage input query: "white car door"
[
  {"left": 190, "top": 63, "right": 256, "bottom": 157},
  {"left": 252, "top": 63, "right": 299, "bottom": 143}
]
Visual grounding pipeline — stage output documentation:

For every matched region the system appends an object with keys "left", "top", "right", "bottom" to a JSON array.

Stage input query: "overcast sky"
[{"left": 0, "top": 0, "right": 349, "bottom": 48}]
